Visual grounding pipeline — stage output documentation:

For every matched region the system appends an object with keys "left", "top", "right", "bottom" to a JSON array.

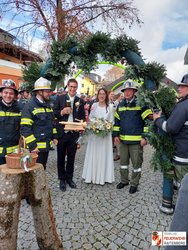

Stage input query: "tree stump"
[{"left": 0, "top": 163, "right": 63, "bottom": 250}]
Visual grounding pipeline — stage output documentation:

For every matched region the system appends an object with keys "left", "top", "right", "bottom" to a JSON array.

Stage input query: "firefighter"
[
  {"left": 154, "top": 74, "right": 188, "bottom": 214},
  {"left": 20, "top": 77, "right": 58, "bottom": 170},
  {"left": 0, "top": 80, "right": 21, "bottom": 165},
  {"left": 18, "top": 83, "right": 31, "bottom": 111},
  {"left": 113, "top": 80, "right": 152, "bottom": 194}
]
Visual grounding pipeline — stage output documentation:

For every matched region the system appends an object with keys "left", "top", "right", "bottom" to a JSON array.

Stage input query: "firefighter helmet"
[
  {"left": 0, "top": 79, "right": 18, "bottom": 95},
  {"left": 121, "top": 79, "right": 138, "bottom": 92},
  {"left": 33, "top": 77, "right": 51, "bottom": 91},
  {"left": 177, "top": 74, "right": 188, "bottom": 86},
  {"left": 18, "top": 83, "right": 30, "bottom": 94}
]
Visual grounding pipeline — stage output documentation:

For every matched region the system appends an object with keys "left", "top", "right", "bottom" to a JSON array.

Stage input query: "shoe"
[
  {"left": 129, "top": 186, "right": 137, "bottom": 194},
  {"left": 67, "top": 179, "right": 77, "bottom": 189},
  {"left": 159, "top": 204, "right": 174, "bottom": 215},
  {"left": 60, "top": 180, "right": 66, "bottom": 192},
  {"left": 116, "top": 182, "right": 129, "bottom": 189},
  {"left": 114, "top": 155, "right": 120, "bottom": 161},
  {"left": 26, "top": 197, "right": 30, "bottom": 205}
]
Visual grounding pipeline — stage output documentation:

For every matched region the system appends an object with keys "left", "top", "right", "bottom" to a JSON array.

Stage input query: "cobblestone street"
[{"left": 17, "top": 141, "right": 176, "bottom": 250}]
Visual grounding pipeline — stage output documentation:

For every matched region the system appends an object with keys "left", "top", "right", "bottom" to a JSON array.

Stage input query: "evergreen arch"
[{"left": 40, "top": 32, "right": 166, "bottom": 91}]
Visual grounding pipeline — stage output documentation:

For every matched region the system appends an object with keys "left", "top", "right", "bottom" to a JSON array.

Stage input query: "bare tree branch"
[{"left": 0, "top": 0, "right": 142, "bottom": 44}]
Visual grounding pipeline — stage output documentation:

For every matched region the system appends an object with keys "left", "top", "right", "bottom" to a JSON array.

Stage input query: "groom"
[{"left": 53, "top": 79, "right": 85, "bottom": 192}]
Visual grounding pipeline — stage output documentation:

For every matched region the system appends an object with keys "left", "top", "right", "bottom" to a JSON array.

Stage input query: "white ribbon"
[{"left": 21, "top": 155, "right": 30, "bottom": 172}]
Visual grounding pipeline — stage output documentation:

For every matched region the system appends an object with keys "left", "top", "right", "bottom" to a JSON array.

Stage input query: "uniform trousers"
[
  {"left": 37, "top": 151, "right": 49, "bottom": 170},
  {"left": 174, "top": 163, "right": 188, "bottom": 185},
  {"left": 120, "top": 143, "right": 143, "bottom": 187},
  {"left": 0, "top": 157, "right": 6, "bottom": 165}
]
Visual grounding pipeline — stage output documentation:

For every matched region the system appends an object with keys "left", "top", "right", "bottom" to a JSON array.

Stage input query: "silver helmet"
[
  {"left": 121, "top": 79, "right": 138, "bottom": 92},
  {"left": 33, "top": 77, "right": 51, "bottom": 91}
]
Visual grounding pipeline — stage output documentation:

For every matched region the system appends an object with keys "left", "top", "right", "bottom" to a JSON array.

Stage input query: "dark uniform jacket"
[
  {"left": 53, "top": 94, "right": 85, "bottom": 138},
  {"left": 18, "top": 98, "right": 30, "bottom": 111},
  {"left": 113, "top": 97, "right": 152, "bottom": 144},
  {"left": 0, "top": 99, "right": 21, "bottom": 156},
  {"left": 155, "top": 95, "right": 188, "bottom": 165},
  {"left": 20, "top": 96, "right": 57, "bottom": 152}
]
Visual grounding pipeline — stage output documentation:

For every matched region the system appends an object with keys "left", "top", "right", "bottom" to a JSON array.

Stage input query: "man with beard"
[
  {"left": 21, "top": 77, "right": 58, "bottom": 170},
  {"left": 0, "top": 80, "right": 21, "bottom": 165}
]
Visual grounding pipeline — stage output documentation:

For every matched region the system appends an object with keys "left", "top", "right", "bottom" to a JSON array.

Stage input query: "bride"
[{"left": 82, "top": 88, "right": 115, "bottom": 185}]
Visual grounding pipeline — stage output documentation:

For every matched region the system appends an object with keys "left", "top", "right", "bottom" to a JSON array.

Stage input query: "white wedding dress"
[{"left": 82, "top": 102, "right": 115, "bottom": 185}]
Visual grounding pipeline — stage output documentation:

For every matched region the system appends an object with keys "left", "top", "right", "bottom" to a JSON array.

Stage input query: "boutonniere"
[{"left": 75, "top": 101, "right": 80, "bottom": 111}]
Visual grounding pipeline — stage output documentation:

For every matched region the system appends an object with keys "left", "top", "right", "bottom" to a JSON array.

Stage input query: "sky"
[
  {"left": 84, "top": 0, "right": 188, "bottom": 83},
  {"left": 1, "top": 0, "right": 188, "bottom": 83},
  {"left": 120, "top": 0, "right": 188, "bottom": 83}
]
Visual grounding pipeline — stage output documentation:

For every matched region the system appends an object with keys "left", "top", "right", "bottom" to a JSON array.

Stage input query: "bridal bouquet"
[{"left": 86, "top": 117, "right": 113, "bottom": 137}]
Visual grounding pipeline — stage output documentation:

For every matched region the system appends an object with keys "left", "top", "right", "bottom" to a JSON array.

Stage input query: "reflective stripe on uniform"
[
  {"left": 53, "top": 128, "right": 57, "bottom": 134},
  {"left": 25, "top": 134, "right": 36, "bottom": 144},
  {"left": 37, "top": 142, "right": 46, "bottom": 149},
  {"left": 113, "top": 126, "right": 120, "bottom": 132},
  {"left": 46, "top": 108, "right": 53, "bottom": 113},
  {"left": 0, "top": 111, "right": 21, "bottom": 117},
  {"left": 120, "top": 165, "right": 128, "bottom": 169},
  {"left": 144, "top": 126, "right": 149, "bottom": 133},
  {"left": 0, "top": 147, "right": 3, "bottom": 154},
  {"left": 114, "top": 112, "right": 120, "bottom": 120},
  {"left": 173, "top": 156, "right": 188, "bottom": 163},
  {"left": 118, "top": 106, "right": 141, "bottom": 112},
  {"left": 21, "top": 118, "right": 33, "bottom": 125},
  {"left": 6, "top": 145, "right": 19, "bottom": 154},
  {"left": 120, "top": 134, "right": 142, "bottom": 141},
  {"left": 133, "top": 168, "right": 142, "bottom": 173},
  {"left": 141, "top": 109, "right": 152, "bottom": 120},
  {"left": 162, "top": 121, "right": 167, "bottom": 132},
  {"left": 32, "top": 107, "right": 53, "bottom": 115}
]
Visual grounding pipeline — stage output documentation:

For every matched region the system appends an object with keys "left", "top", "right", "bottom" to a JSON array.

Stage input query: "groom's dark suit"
[{"left": 53, "top": 93, "right": 85, "bottom": 189}]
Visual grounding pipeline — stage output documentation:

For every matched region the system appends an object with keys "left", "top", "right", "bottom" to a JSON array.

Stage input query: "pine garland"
[
  {"left": 137, "top": 85, "right": 177, "bottom": 179},
  {"left": 46, "top": 31, "right": 165, "bottom": 86}
]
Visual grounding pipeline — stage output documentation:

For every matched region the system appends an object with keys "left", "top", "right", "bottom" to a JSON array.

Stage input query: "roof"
[
  {"left": 0, "top": 41, "right": 43, "bottom": 62},
  {"left": 0, "top": 28, "right": 15, "bottom": 39},
  {"left": 105, "top": 76, "right": 125, "bottom": 90}
]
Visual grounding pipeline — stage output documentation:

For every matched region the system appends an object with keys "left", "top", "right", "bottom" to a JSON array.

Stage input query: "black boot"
[
  {"left": 66, "top": 179, "right": 77, "bottom": 188},
  {"left": 60, "top": 180, "right": 66, "bottom": 192},
  {"left": 129, "top": 186, "right": 137, "bottom": 194},
  {"left": 116, "top": 182, "right": 129, "bottom": 189}
]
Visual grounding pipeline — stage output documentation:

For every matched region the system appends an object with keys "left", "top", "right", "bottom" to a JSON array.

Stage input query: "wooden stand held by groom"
[{"left": 53, "top": 79, "right": 85, "bottom": 192}]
